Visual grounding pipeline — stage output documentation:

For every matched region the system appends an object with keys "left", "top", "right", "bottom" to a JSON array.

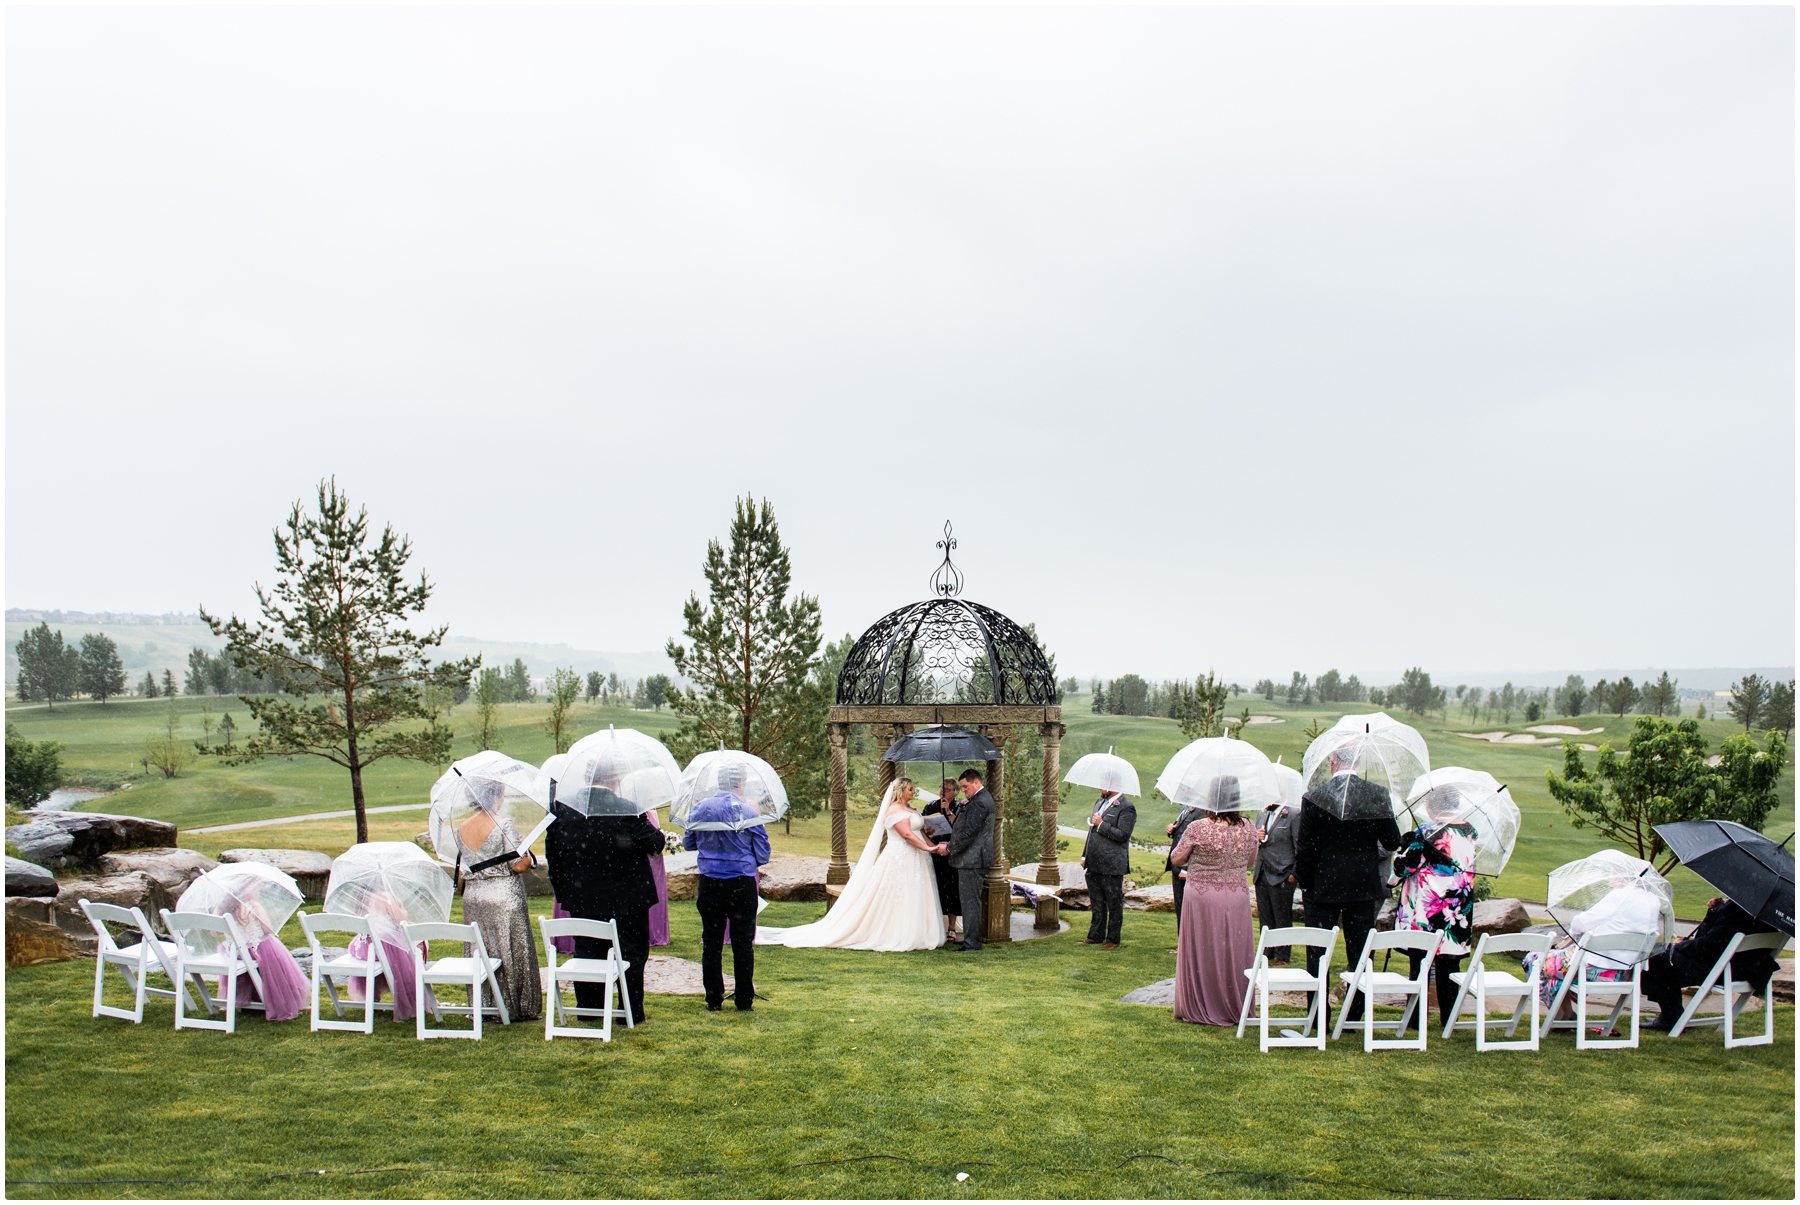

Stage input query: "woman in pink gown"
[
  {"left": 225, "top": 898, "right": 308, "bottom": 1022},
  {"left": 344, "top": 891, "right": 422, "bottom": 1022},
  {"left": 1170, "top": 801, "right": 1261, "bottom": 1025}
]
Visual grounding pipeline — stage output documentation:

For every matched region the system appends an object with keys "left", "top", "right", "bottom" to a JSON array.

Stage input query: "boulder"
[
  {"left": 97, "top": 848, "right": 218, "bottom": 896},
  {"left": 1376, "top": 898, "right": 1398, "bottom": 931},
  {"left": 664, "top": 851, "right": 700, "bottom": 901},
  {"left": 5, "top": 856, "right": 58, "bottom": 898},
  {"left": 1124, "top": 884, "right": 1175, "bottom": 913},
  {"left": 520, "top": 860, "right": 553, "bottom": 899},
  {"left": 218, "top": 848, "right": 332, "bottom": 900},
  {"left": 4, "top": 810, "right": 177, "bottom": 869},
  {"left": 1472, "top": 897, "right": 1531, "bottom": 941},
  {"left": 760, "top": 856, "right": 831, "bottom": 902},
  {"left": 51, "top": 871, "right": 175, "bottom": 929},
  {"left": 5, "top": 896, "right": 77, "bottom": 965}
]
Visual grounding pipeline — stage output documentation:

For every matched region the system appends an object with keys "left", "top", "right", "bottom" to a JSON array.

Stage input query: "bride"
[{"left": 778, "top": 778, "right": 947, "bottom": 952}]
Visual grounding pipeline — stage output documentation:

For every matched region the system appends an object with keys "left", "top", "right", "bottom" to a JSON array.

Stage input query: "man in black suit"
[
  {"left": 1642, "top": 896, "right": 1782, "bottom": 1031},
  {"left": 1254, "top": 798, "right": 1301, "bottom": 964},
  {"left": 1295, "top": 745, "right": 1402, "bottom": 1023},
  {"left": 1082, "top": 789, "right": 1137, "bottom": 948},
  {"left": 1165, "top": 802, "right": 1204, "bottom": 934},
  {"left": 546, "top": 801, "right": 666, "bottom": 1025},
  {"left": 947, "top": 769, "right": 995, "bottom": 951}
]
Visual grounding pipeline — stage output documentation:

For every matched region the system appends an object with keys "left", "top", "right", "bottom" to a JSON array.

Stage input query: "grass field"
[
  {"left": 8, "top": 691, "right": 1788, "bottom": 915},
  {"left": 4, "top": 901, "right": 1793, "bottom": 1200},
  {"left": 6, "top": 693, "right": 1796, "bottom": 1199}
]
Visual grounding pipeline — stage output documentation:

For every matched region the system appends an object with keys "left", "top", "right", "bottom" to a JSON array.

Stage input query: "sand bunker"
[
  {"left": 1526, "top": 725, "right": 1605, "bottom": 736},
  {"left": 1246, "top": 715, "right": 1285, "bottom": 724},
  {"left": 1454, "top": 731, "right": 1563, "bottom": 745}
]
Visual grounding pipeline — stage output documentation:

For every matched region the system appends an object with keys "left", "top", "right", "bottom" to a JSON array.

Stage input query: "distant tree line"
[{"left": 1092, "top": 673, "right": 1244, "bottom": 719}]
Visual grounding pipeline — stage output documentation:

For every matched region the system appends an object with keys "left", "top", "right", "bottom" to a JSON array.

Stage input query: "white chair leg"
[{"left": 603, "top": 974, "right": 616, "bottom": 1043}]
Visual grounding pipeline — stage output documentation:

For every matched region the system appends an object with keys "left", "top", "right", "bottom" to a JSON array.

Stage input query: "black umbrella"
[
  {"left": 883, "top": 725, "right": 1001, "bottom": 764},
  {"left": 1653, "top": 819, "right": 1795, "bottom": 936}
]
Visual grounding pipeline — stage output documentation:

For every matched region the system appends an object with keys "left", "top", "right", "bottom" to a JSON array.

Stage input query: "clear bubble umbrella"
[
  {"left": 1546, "top": 849, "right": 1676, "bottom": 941},
  {"left": 1405, "top": 767, "right": 1523, "bottom": 876},
  {"left": 325, "top": 842, "right": 454, "bottom": 948},
  {"left": 1300, "top": 712, "right": 1429, "bottom": 820},
  {"left": 554, "top": 727, "right": 683, "bottom": 817},
  {"left": 177, "top": 862, "right": 304, "bottom": 953},
  {"left": 672, "top": 749, "right": 789, "bottom": 831},
  {"left": 1064, "top": 748, "right": 1142, "bottom": 796},
  {"left": 429, "top": 751, "right": 553, "bottom": 867},
  {"left": 1155, "top": 738, "right": 1279, "bottom": 811},
  {"left": 1269, "top": 759, "right": 1305, "bottom": 810}
]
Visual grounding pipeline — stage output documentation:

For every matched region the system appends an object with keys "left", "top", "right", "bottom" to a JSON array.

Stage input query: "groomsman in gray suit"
[
  {"left": 946, "top": 769, "right": 996, "bottom": 951},
  {"left": 1081, "top": 789, "right": 1137, "bottom": 948},
  {"left": 1254, "top": 798, "right": 1300, "bottom": 965}
]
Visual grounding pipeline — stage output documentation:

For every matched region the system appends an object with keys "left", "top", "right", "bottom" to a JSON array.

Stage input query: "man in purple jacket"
[{"left": 682, "top": 764, "right": 772, "bottom": 1012}]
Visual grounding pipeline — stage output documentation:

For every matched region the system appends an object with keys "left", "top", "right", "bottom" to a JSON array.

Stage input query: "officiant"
[{"left": 922, "top": 779, "right": 961, "bottom": 944}]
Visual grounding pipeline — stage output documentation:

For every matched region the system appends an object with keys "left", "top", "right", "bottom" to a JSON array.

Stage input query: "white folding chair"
[
  {"left": 1332, "top": 928, "right": 1441, "bottom": 1051},
  {"left": 1237, "top": 926, "right": 1339, "bottom": 1051},
  {"left": 539, "top": 915, "right": 634, "bottom": 1042},
  {"left": 161, "top": 909, "right": 264, "bottom": 1033},
  {"left": 300, "top": 911, "right": 391, "bottom": 1034},
  {"left": 79, "top": 899, "right": 210, "bottom": 1023},
  {"left": 1668, "top": 930, "right": 1786, "bottom": 1048},
  {"left": 408, "top": 921, "right": 510, "bottom": 1040},
  {"left": 1443, "top": 932, "right": 1551, "bottom": 1051},
  {"left": 1569, "top": 933, "right": 1651, "bottom": 1050}
]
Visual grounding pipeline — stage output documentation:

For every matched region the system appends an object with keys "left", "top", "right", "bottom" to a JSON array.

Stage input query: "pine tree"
[
  {"left": 665, "top": 496, "right": 823, "bottom": 782},
  {"left": 1726, "top": 675, "right": 1769, "bottom": 732},
  {"left": 141, "top": 671, "right": 160, "bottom": 698},
  {"left": 162, "top": 668, "right": 179, "bottom": 698},
  {"left": 201, "top": 478, "right": 474, "bottom": 843}
]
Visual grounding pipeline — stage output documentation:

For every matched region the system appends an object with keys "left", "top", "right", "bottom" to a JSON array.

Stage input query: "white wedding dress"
[{"left": 775, "top": 788, "right": 946, "bottom": 952}]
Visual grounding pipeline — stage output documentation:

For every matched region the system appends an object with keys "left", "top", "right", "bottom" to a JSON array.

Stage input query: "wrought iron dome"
[{"left": 834, "top": 523, "right": 1059, "bottom": 707}]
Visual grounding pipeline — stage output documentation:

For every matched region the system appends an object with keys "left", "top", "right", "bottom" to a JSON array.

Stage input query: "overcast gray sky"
[{"left": 7, "top": 6, "right": 1793, "bottom": 682}]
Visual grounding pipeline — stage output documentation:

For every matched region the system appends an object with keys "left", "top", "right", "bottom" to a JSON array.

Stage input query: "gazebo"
[{"left": 823, "top": 525, "right": 1065, "bottom": 942}]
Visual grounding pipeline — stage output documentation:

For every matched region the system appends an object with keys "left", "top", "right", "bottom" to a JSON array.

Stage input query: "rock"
[
  {"left": 51, "top": 871, "right": 175, "bottom": 931},
  {"left": 96, "top": 848, "right": 218, "bottom": 896},
  {"left": 520, "top": 860, "right": 552, "bottom": 898},
  {"left": 1376, "top": 898, "right": 1398, "bottom": 931},
  {"left": 218, "top": 848, "right": 332, "bottom": 900},
  {"left": 1120, "top": 978, "right": 1177, "bottom": 1005},
  {"left": 1472, "top": 897, "right": 1531, "bottom": 941},
  {"left": 664, "top": 851, "right": 700, "bottom": 901},
  {"left": 1124, "top": 884, "right": 1175, "bottom": 913},
  {"left": 5, "top": 856, "right": 58, "bottom": 898},
  {"left": 4, "top": 811, "right": 177, "bottom": 869},
  {"left": 5, "top": 896, "right": 77, "bottom": 965},
  {"left": 760, "top": 856, "right": 830, "bottom": 902}
]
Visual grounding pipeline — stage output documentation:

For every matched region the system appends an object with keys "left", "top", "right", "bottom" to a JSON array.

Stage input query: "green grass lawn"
[
  {"left": 6, "top": 900, "right": 1793, "bottom": 1200},
  {"left": 8, "top": 693, "right": 1792, "bottom": 916}
]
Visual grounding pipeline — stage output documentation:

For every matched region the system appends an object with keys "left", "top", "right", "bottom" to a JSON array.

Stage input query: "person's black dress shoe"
[{"left": 706, "top": 1003, "right": 723, "bottom": 1012}]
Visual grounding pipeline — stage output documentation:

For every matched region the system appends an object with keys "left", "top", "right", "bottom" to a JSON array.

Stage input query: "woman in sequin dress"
[
  {"left": 455, "top": 813, "right": 542, "bottom": 1022},
  {"left": 1170, "top": 800, "right": 1261, "bottom": 1025}
]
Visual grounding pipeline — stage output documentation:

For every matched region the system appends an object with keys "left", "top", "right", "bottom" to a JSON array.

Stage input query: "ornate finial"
[{"left": 930, "top": 521, "right": 964, "bottom": 597}]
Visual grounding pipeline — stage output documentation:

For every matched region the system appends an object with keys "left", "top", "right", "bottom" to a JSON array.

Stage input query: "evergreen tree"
[
  {"left": 76, "top": 632, "right": 128, "bottom": 703},
  {"left": 1607, "top": 677, "right": 1640, "bottom": 716},
  {"left": 1554, "top": 675, "right": 1587, "bottom": 717},
  {"left": 585, "top": 671, "right": 603, "bottom": 702},
  {"left": 504, "top": 657, "right": 536, "bottom": 703},
  {"left": 162, "top": 668, "right": 179, "bottom": 698},
  {"left": 141, "top": 671, "right": 160, "bottom": 698},
  {"left": 201, "top": 479, "right": 474, "bottom": 843},
  {"left": 1765, "top": 680, "right": 1795, "bottom": 737},
  {"left": 186, "top": 647, "right": 212, "bottom": 695},
  {"left": 1726, "top": 674, "right": 1769, "bottom": 732},
  {"left": 217, "top": 711, "right": 239, "bottom": 749},
  {"left": 14, "top": 622, "right": 80, "bottom": 708},
  {"left": 664, "top": 496, "right": 823, "bottom": 784}
]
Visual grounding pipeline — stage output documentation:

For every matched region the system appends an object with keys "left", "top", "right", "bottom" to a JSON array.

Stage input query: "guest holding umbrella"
[
  {"left": 1170, "top": 775, "right": 1260, "bottom": 1024},
  {"left": 1390, "top": 785, "right": 1478, "bottom": 1034},
  {"left": 1165, "top": 801, "right": 1204, "bottom": 935}
]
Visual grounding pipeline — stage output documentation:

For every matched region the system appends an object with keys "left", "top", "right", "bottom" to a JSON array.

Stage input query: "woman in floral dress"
[
  {"left": 1391, "top": 785, "right": 1477, "bottom": 1034},
  {"left": 1170, "top": 786, "right": 1262, "bottom": 1025}
]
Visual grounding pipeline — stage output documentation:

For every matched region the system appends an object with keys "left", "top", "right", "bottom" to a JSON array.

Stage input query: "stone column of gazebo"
[{"left": 823, "top": 562, "right": 1068, "bottom": 943}]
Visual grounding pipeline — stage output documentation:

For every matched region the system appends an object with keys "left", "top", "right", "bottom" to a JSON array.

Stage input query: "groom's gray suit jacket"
[{"left": 946, "top": 787, "right": 995, "bottom": 871}]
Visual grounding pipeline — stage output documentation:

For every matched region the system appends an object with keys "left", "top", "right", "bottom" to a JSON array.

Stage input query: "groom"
[{"left": 946, "top": 768, "right": 996, "bottom": 951}]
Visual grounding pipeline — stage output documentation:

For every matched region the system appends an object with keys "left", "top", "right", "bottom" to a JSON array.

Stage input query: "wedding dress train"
[{"left": 775, "top": 787, "right": 946, "bottom": 953}]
